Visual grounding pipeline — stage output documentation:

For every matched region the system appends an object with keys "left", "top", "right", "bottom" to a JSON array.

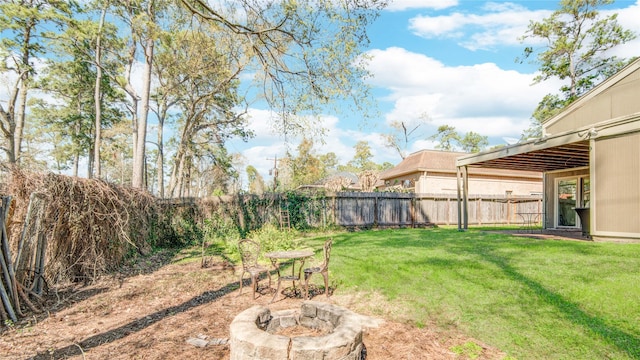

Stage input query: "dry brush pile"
[{"left": 0, "top": 169, "right": 161, "bottom": 322}]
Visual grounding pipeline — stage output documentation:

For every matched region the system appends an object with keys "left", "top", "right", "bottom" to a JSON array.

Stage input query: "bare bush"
[{"left": 5, "top": 169, "right": 157, "bottom": 285}]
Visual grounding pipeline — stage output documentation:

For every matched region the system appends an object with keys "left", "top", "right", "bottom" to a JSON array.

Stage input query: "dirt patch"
[
  {"left": 274, "top": 324, "right": 329, "bottom": 337},
  {"left": 0, "top": 251, "right": 505, "bottom": 359}
]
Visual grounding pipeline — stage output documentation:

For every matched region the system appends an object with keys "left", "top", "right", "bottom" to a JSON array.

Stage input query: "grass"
[{"left": 300, "top": 227, "right": 640, "bottom": 360}]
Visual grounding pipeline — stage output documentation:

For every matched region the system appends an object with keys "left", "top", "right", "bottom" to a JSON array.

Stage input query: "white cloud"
[
  {"left": 603, "top": 1, "right": 640, "bottom": 59},
  {"left": 408, "top": 3, "right": 551, "bottom": 51},
  {"left": 410, "top": 139, "right": 439, "bottom": 153},
  {"left": 383, "top": 94, "right": 442, "bottom": 122},
  {"left": 233, "top": 109, "right": 393, "bottom": 181},
  {"left": 0, "top": 71, "right": 17, "bottom": 103},
  {"left": 608, "top": 0, "right": 640, "bottom": 32},
  {"left": 1, "top": 56, "right": 61, "bottom": 108},
  {"left": 228, "top": 108, "right": 284, "bottom": 182},
  {"left": 234, "top": 142, "right": 286, "bottom": 190},
  {"left": 386, "top": 0, "right": 458, "bottom": 12},
  {"left": 408, "top": 1, "right": 640, "bottom": 53},
  {"left": 243, "top": 108, "right": 283, "bottom": 142},
  {"left": 366, "top": 47, "right": 562, "bottom": 138},
  {"left": 436, "top": 116, "right": 529, "bottom": 136}
]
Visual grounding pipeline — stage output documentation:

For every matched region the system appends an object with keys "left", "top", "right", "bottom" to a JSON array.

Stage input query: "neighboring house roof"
[
  {"left": 380, "top": 150, "right": 465, "bottom": 180},
  {"left": 381, "top": 149, "right": 542, "bottom": 180}
]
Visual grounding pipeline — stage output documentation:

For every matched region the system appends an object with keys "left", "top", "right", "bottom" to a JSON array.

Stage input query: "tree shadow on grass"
[
  {"left": 337, "top": 230, "right": 640, "bottom": 358},
  {"left": 28, "top": 278, "right": 247, "bottom": 360},
  {"left": 468, "top": 246, "right": 640, "bottom": 359}
]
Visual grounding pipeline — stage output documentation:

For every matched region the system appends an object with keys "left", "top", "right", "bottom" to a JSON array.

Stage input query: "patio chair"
[
  {"left": 238, "top": 239, "right": 271, "bottom": 299},
  {"left": 303, "top": 239, "right": 333, "bottom": 299}
]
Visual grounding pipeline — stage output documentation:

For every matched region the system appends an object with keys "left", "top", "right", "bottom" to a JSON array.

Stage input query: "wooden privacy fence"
[
  {"left": 331, "top": 192, "right": 543, "bottom": 228},
  {"left": 165, "top": 192, "right": 543, "bottom": 231}
]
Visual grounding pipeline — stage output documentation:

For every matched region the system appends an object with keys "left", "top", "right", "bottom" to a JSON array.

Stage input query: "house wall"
[
  {"left": 592, "top": 132, "right": 640, "bottom": 241},
  {"left": 421, "top": 173, "right": 457, "bottom": 194},
  {"left": 545, "top": 69, "right": 640, "bottom": 134},
  {"left": 466, "top": 176, "right": 542, "bottom": 196},
  {"left": 383, "top": 172, "right": 542, "bottom": 196}
]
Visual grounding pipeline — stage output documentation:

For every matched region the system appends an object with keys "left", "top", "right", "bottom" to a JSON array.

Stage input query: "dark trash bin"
[{"left": 574, "top": 207, "right": 590, "bottom": 238}]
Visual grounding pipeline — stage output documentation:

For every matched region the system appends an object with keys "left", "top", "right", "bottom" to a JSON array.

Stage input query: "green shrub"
[
  {"left": 203, "top": 210, "right": 242, "bottom": 244},
  {"left": 247, "top": 224, "right": 301, "bottom": 256}
]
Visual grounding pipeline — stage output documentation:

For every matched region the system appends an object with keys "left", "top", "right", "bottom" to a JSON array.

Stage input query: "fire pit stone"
[{"left": 230, "top": 301, "right": 366, "bottom": 360}]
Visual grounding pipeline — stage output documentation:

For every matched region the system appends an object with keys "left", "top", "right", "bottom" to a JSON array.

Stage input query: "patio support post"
[
  {"left": 542, "top": 174, "right": 547, "bottom": 229},
  {"left": 457, "top": 166, "right": 469, "bottom": 231},
  {"left": 463, "top": 166, "right": 469, "bottom": 230},
  {"left": 457, "top": 166, "right": 462, "bottom": 230}
]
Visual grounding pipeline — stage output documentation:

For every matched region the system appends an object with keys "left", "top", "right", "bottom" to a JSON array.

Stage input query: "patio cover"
[
  {"left": 454, "top": 132, "right": 590, "bottom": 230},
  {"left": 454, "top": 115, "right": 640, "bottom": 230},
  {"left": 456, "top": 136, "right": 590, "bottom": 172}
]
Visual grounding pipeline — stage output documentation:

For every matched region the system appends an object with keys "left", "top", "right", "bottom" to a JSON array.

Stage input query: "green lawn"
[{"left": 302, "top": 228, "right": 640, "bottom": 360}]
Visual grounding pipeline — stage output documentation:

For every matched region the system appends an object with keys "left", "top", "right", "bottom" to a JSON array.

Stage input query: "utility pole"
[{"left": 267, "top": 155, "right": 280, "bottom": 191}]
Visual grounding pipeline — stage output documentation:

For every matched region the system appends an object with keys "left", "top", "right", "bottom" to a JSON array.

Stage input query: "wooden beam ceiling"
[{"left": 466, "top": 141, "right": 590, "bottom": 172}]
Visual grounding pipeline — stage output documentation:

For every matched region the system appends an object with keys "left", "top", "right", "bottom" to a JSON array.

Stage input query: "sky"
[{"left": 228, "top": 0, "right": 640, "bottom": 185}]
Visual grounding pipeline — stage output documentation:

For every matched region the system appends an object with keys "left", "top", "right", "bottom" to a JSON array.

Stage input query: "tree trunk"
[
  {"left": 132, "top": 36, "right": 154, "bottom": 189},
  {"left": 87, "top": 146, "right": 94, "bottom": 178},
  {"left": 0, "top": 111, "right": 17, "bottom": 164},
  {"left": 73, "top": 153, "right": 79, "bottom": 177},
  {"left": 168, "top": 115, "right": 194, "bottom": 198},
  {"left": 156, "top": 115, "right": 164, "bottom": 198},
  {"left": 12, "top": 20, "right": 34, "bottom": 165},
  {"left": 123, "top": 20, "right": 139, "bottom": 186},
  {"left": 93, "top": 6, "right": 107, "bottom": 179},
  {"left": 13, "top": 74, "right": 28, "bottom": 164},
  {"left": 169, "top": 148, "right": 185, "bottom": 198}
]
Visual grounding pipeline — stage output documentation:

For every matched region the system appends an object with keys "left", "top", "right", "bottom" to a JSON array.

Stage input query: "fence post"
[
  {"left": 506, "top": 192, "right": 511, "bottom": 225},
  {"left": 374, "top": 193, "right": 378, "bottom": 227},
  {"left": 411, "top": 196, "right": 415, "bottom": 228}
]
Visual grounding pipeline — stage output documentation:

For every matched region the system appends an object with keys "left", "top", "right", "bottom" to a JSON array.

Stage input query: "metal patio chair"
[
  {"left": 238, "top": 239, "right": 271, "bottom": 299},
  {"left": 303, "top": 239, "right": 333, "bottom": 299}
]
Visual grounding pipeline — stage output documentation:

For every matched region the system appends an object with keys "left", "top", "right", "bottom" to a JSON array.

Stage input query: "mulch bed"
[{"left": 0, "top": 252, "right": 505, "bottom": 359}]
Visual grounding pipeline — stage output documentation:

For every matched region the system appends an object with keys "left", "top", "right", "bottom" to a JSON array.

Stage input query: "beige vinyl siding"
[
  {"left": 546, "top": 68, "right": 640, "bottom": 134},
  {"left": 612, "top": 71, "right": 640, "bottom": 117},
  {"left": 593, "top": 132, "right": 640, "bottom": 235}
]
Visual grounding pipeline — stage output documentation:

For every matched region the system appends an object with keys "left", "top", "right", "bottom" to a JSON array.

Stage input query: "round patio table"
[{"left": 264, "top": 249, "right": 314, "bottom": 302}]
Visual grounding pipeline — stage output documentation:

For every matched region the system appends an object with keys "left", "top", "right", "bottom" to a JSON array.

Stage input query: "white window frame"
[{"left": 554, "top": 175, "right": 589, "bottom": 228}]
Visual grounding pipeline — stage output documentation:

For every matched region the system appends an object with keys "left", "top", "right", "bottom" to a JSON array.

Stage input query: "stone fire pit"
[{"left": 230, "top": 301, "right": 366, "bottom": 360}]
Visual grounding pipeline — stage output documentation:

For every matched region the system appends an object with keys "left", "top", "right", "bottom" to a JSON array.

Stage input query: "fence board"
[
  {"left": 166, "top": 192, "right": 543, "bottom": 231},
  {"left": 331, "top": 193, "right": 542, "bottom": 227}
]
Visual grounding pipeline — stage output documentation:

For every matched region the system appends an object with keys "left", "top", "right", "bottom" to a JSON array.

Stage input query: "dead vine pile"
[{"left": 4, "top": 169, "right": 158, "bottom": 286}]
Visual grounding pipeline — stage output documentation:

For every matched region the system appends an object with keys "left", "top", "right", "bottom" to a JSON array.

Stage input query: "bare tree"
[{"left": 381, "top": 113, "right": 431, "bottom": 159}]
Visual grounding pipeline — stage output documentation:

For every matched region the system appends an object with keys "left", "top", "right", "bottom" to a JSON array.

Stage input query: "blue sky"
[
  {"left": 2, "top": 1, "right": 637, "bottom": 185},
  {"left": 230, "top": 0, "right": 640, "bottom": 183}
]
